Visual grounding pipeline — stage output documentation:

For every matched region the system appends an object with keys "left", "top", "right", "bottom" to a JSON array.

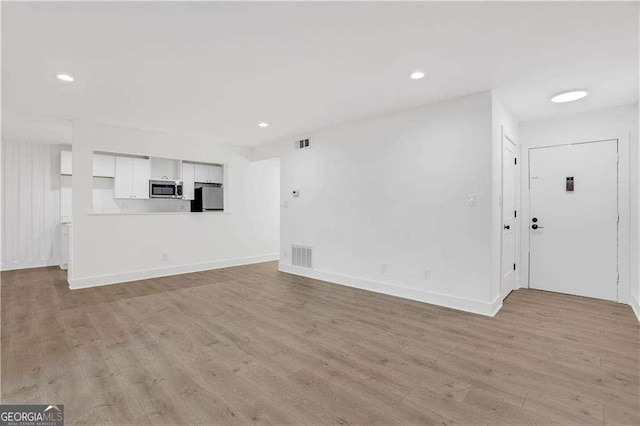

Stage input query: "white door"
[
  {"left": 209, "top": 165, "right": 223, "bottom": 183},
  {"left": 132, "top": 158, "right": 151, "bottom": 199},
  {"left": 194, "top": 164, "right": 209, "bottom": 183},
  {"left": 182, "top": 162, "right": 195, "bottom": 200},
  {"left": 501, "top": 137, "right": 517, "bottom": 299},
  {"left": 114, "top": 156, "right": 133, "bottom": 198},
  {"left": 529, "top": 140, "right": 618, "bottom": 301}
]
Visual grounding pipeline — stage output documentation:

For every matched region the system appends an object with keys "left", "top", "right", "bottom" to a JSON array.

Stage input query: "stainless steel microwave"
[{"left": 149, "top": 180, "right": 183, "bottom": 199}]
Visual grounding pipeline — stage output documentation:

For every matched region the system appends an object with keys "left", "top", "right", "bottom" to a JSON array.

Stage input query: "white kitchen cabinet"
[
  {"left": 114, "top": 157, "right": 133, "bottom": 198},
  {"left": 93, "top": 154, "right": 115, "bottom": 177},
  {"left": 132, "top": 158, "right": 151, "bottom": 199},
  {"left": 194, "top": 164, "right": 223, "bottom": 183},
  {"left": 61, "top": 151, "right": 72, "bottom": 175},
  {"left": 210, "top": 165, "right": 223, "bottom": 183},
  {"left": 194, "top": 164, "right": 209, "bottom": 183},
  {"left": 182, "top": 162, "right": 195, "bottom": 200},
  {"left": 59, "top": 223, "right": 71, "bottom": 270},
  {"left": 61, "top": 187, "right": 72, "bottom": 220},
  {"left": 114, "top": 156, "right": 150, "bottom": 199}
]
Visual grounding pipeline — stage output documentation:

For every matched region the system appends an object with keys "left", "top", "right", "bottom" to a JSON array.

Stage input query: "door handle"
[
  {"left": 504, "top": 225, "right": 510, "bottom": 230},
  {"left": 532, "top": 224, "right": 544, "bottom": 230}
]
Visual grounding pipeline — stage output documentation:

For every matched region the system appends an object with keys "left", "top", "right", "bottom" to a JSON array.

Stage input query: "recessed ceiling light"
[
  {"left": 56, "top": 73, "right": 74, "bottom": 82},
  {"left": 550, "top": 90, "right": 588, "bottom": 103},
  {"left": 258, "top": 122, "right": 269, "bottom": 128},
  {"left": 410, "top": 71, "right": 425, "bottom": 80}
]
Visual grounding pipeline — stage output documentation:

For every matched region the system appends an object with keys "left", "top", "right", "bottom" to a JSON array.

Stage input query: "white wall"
[
  {"left": 492, "top": 94, "right": 520, "bottom": 301},
  {"left": 1, "top": 140, "right": 62, "bottom": 270},
  {"left": 70, "top": 122, "right": 280, "bottom": 288},
  {"left": 274, "top": 92, "right": 500, "bottom": 315},
  {"left": 520, "top": 104, "right": 639, "bottom": 311}
]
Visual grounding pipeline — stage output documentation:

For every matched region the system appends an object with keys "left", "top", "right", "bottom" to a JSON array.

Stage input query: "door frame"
[
  {"left": 523, "top": 136, "right": 631, "bottom": 304},
  {"left": 500, "top": 129, "right": 520, "bottom": 301}
]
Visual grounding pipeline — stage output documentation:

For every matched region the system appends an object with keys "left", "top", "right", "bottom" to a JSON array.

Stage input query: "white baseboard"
[
  {"left": 279, "top": 263, "right": 502, "bottom": 317},
  {"left": 514, "top": 279, "right": 527, "bottom": 290},
  {"left": 1, "top": 259, "right": 59, "bottom": 271},
  {"left": 68, "top": 254, "right": 279, "bottom": 290},
  {"left": 631, "top": 292, "right": 640, "bottom": 323}
]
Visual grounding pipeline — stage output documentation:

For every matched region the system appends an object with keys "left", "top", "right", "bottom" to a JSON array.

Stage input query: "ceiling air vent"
[
  {"left": 295, "top": 138, "right": 310, "bottom": 149},
  {"left": 292, "top": 244, "right": 313, "bottom": 268}
]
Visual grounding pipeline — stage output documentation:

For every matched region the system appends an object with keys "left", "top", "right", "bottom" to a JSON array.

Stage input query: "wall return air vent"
[{"left": 292, "top": 245, "right": 313, "bottom": 268}]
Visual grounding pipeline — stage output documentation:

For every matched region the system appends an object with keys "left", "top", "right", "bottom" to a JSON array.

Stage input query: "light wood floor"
[{"left": 2, "top": 262, "right": 639, "bottom": 425}]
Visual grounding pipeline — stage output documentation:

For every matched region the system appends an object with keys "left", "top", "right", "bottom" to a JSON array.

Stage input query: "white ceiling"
[{"left": 2, "top": 1, "right": 638, "bottom": 146}]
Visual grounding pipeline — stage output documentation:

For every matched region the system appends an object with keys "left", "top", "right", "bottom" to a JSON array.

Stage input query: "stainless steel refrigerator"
[{"left": 191, "top": 186, "right": 223, "bottom": 211}]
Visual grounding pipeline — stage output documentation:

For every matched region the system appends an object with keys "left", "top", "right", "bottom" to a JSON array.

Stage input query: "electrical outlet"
[
  {"left": 424, "top": 268, "right": 431, "bottom": 280},
  {"left": 467, "top": 193, "right": 477, "bottom": 206},
  {"left": 380, "top": 263, "right": 388, "bottom": 274},
  {"left": 162, "top": 252, "right": 169, "bottom": 261}
]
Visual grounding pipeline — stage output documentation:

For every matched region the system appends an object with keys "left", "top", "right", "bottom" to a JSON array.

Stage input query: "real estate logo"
[{"left": 0, "top": 405, "right": 64, "bottom": 426}]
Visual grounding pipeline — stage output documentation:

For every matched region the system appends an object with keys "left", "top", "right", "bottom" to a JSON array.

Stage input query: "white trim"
[
  {"left": 1, "top": 259, "right": 59, "bottom": 271},
  {"left": 68, "top": 254, "right": 278, "bottom": 289},
  {"left": 279, "top": 263, "right": 502, "bottom": 317},
  {"left": 631, "top": 292, "right": 640, "bottom": 323},
  {"left": 501, "top": 288, "right": 513, "bottom": 302},
  {"left": 514, "top": 279, "right": 526, "bottom": 290}
]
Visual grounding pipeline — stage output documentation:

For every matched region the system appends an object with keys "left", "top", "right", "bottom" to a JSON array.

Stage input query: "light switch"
[{"left": 467, "top": 194, "right": 477, "bottom": 206}]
